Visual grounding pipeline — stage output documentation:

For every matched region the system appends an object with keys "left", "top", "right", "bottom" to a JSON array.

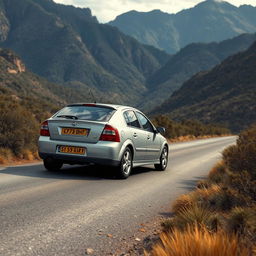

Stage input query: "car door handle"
[
  {"left": 147, "top": 135, "right": 150, "bottom": 140},
  {"left": 133, "top": 133, "right": 137, "bottom": 138}
]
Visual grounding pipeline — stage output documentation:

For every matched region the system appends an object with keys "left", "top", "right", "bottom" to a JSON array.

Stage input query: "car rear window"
[{"left": 54, "top": 105, "right": 116, "bottom": 122}]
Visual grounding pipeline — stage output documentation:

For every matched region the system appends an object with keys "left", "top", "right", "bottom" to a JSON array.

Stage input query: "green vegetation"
[
  {"left": 149, "top": 125, "right": 256, "bottom": 255},
  {"left": 152, "top": 115, "right": 230, "bottom": 139},
  {"left": 153, "top": 41, "right": 256, "bottom": 132},
  {"left": 0, "top": 95, "right": 39, "bottom": 157}
]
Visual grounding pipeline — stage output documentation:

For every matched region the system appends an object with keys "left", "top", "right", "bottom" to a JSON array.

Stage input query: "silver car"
[{"left": 38, "top": 103, "right": 168, "bottom": 179}]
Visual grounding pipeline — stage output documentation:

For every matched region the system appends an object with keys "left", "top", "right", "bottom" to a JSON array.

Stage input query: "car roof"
[{"left": 67, "top": 103, "right": 137, "bottom": 111}]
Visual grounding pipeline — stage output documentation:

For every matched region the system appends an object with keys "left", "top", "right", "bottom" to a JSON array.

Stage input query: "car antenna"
[{"left": 89, "top": 89, "right": 97, "bottom": 104}]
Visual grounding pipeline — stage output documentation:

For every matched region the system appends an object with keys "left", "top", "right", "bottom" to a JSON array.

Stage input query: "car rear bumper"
[
  {"left": 39, "top": 152, "right": 119, "bottom": 166},
  {"left": 38, "top": 136, "right": 122, "bottom": 166}
]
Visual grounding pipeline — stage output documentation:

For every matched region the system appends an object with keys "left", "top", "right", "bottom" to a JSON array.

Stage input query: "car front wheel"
[
  {"left": 43, "top": 158, "right": 63, "bottom": 171},
  {"left": 116, "top": 147, "right": 132, "bottom": 179},
  {"left": 155, "top": 146, "right": 168, "bottom": 171}
]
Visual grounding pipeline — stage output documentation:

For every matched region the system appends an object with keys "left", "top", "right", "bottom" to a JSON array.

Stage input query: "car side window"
[
  {"left": 136, "top": 112, "right": 154, "bottom": 132},
  {"left": 123, "top": 111, "right": 141, "bottom": 128}
]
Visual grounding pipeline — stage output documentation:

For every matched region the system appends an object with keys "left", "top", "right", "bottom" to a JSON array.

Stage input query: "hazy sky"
[{"left": 53, "top": 0, "right": 256, "bottom": 23}]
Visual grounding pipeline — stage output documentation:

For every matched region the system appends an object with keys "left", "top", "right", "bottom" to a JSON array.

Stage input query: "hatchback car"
[{"left": 38, "top": 103, "right": 168, "bottom": 178}]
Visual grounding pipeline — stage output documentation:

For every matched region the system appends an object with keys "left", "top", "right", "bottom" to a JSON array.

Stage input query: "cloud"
[{"left": 53, "top": 0, "right": 256, "bottom": 23}]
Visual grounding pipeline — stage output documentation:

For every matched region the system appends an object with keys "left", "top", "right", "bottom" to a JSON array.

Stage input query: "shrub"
[
  {"left": 0, "top": 147, "right": 13, "bottom": 164},
  {"left": 0, "top": 101, "right": 39, "bottom": 156},
  {"left": 207, "top": 187, "right": 248, "bottom": 211},
  {"left": 208, "top": 161, "right": 227, "bottom": 184},
  {"left": 226, "top": 207, "right": 256, "bottom": 241},
  {"left": 151, "top": 115, "right": 230, "bottom": 139},
  {"left": 226, "top": 171, "right": 256, "bottom": 205},
  {"left": 223, "top": 124, "right": 256, "bottom": 178}
]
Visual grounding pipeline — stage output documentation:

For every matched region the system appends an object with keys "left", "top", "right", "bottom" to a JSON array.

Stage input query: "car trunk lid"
[{"left": 48, "top": 119, "right": 107, "bottom": 143}]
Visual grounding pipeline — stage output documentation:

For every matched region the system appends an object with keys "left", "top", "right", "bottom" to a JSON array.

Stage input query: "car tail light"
[
  {"left": 99, "top": 125, "right": 120, "bottom": 142},
  {"left": 40, "top": 120, "right": 50, "bottom": 136}
]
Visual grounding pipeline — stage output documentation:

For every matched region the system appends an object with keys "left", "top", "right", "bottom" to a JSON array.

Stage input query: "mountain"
[
  {"left": 0, "top": 47, "right": 109, "bottom": 113},
  {"left": 109, "top": 0, "right": 256, "bottom": 54},
  {"left": 151, "top": 41, "right": 256, "bottom": 132},
  {"left": 139, "top": 33, "right": 256, "bottom": 111},
  {"left": 0, "top": 0, "right": 170, "bottom": 105}
]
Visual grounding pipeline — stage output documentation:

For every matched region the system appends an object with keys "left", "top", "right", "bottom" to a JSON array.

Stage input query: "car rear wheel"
[
  {"left": 154, "top": 146, "right": 168, "bottom": 171},
  {"left": 116, "top": 147, "right": 132, "bottom": 179},
  {"left": 43, "top": 158, "right": 63, "bottom": 171}
]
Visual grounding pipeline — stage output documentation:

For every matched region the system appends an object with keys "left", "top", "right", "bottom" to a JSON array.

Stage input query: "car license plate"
[
  {"left": 59, "top": 146, "right": 86, "bottom": 155},
  {"left": 61, "top": 128, "right": 88, "bottom": 136}
]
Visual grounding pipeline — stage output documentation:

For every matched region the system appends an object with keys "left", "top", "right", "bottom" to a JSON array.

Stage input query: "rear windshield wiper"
[{"left": 56, "top": 115, "right": 78, "bottom": 120}]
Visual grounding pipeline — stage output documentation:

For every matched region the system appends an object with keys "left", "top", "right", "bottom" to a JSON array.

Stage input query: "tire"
[
  {"left": 116, "top": 147, "right": 133, "bottom": 179},
  {"left": 43, "top": 158, "right": 63, "bottom": 171},
  {"left": 154, "top": 146, "right": 168, "bottom": 171}
]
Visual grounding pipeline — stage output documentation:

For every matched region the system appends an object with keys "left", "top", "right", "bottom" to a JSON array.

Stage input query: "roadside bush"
[
  {"left": 208, "top": 161, "right": 227, "bottom": 184},
  {"left": 151, "top": 115, "right": 230, "bottom": 139},
  {"left": 223, "top": 124, "right": 256, "bottom": 178},
  {"left": 226, "top": 171, "right": 256, "bottom": 205},
  {"left": 226, "top": 207, "right": 256, "bottom": 237},
  {"left": 0, "top": 147, "right": 13, "bottom": 164},
  {"left": 0, "top": 101, "right": 39, "bottom": 156}
]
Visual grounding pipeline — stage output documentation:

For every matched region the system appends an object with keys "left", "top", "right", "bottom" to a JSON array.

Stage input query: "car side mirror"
[{"left": 156, "top": 127, "right": 166, "bottom": 135}]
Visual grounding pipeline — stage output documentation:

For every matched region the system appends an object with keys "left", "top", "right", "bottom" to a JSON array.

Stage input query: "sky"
[{"left": 53, "top": 0, "right": 256, "bottom": 23}]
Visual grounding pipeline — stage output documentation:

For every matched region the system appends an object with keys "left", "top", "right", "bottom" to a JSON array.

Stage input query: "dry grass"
[
  {"left": 145, "top": 127, "right": 256, "bottom": 256},
  {"left": 172, "top": 194, "right": 195, "bottom": 213},
  {"left": 0, "top": 148, "right": 40, "bottom": 165},
  {"left": 172, "top": 185, "right": 221, "bottom": 213},
  {"left": 0, "top": 147, "right": 14, "bottom": 164},
  {"left": 162, "top": 205, "right": 218, "bottom": 232},
  {"left": 147, "top": 225, "right": 250, "bottom": 256}
]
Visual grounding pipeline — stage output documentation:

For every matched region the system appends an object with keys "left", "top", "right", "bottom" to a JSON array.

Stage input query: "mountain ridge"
[
  {"left": 139, "top": 33, "right": 256, "bottom": 111},
  {"left": 109, "top": 0, "right": 256, "bottom": 54}
]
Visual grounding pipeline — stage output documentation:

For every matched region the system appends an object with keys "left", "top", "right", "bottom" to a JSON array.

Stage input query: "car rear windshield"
[{"left": 54, "top": 105, "right": 116, "bottom": 122}]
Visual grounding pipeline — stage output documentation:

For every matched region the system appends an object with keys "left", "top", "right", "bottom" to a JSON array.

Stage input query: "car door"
[
  {"left": 135, "top": 111, "right": 161, "bottom": 160},
  {"left": 123, "top": 110, "right": 148, "bottom": 162}
]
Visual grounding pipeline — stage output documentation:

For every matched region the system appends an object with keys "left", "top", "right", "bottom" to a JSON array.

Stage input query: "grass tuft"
[
  {"left": 163, "top": 205, "right": 218, "bottom": 232},
  {"left": 147, "top": 225, "right": 250, "bottom": 256}
]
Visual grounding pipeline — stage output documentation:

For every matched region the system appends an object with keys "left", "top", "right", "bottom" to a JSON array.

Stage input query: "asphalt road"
[{"left": 0, "top": 136, "right": 236, "bottom": 256}]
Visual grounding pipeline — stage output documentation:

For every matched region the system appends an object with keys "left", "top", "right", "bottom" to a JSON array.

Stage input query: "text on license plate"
[
  {"left": 59, "top": 146, "right": 86, "bottom": 155},
  {"left": 61, "top": 128, "right": 88, "bottom": 136}
]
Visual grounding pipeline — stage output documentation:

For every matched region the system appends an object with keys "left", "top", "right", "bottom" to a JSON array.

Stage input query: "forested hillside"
[{"left": 0, "top": 0, "right": 169, "bottom": 105}]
